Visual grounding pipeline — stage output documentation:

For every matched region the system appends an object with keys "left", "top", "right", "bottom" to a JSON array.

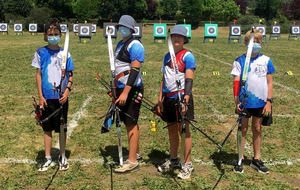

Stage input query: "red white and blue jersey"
[
  {"left": 32, "top": 46, "right": 74, "bottom": 99},
  {"left": 162, "top": 49, "right": 196, "bottom": 98},
  {"left": 114, "top": 37, "right": 145, "bottom": 88},
  {"left": 231, "top": 53, "right": 275, "bottom": 108}
]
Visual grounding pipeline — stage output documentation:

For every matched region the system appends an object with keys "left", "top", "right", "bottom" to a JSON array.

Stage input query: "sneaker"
[
  {"left": 157, "top": 158, "right": 181, "bottom": 173},
  {"left": 59, "top": 156, "right": 69, "bottom": 171},
  {"left": 136, "top": 153, "right": 142, "bottom": 161},
  {"left": 38, "top": 158, "right": 55, "bottom": 172},
  {"left": 250, "top": 158, "right": 269, "bottom": 174},
  {"left": 177, "top": 162, "right": 194, "bottom": 179},
  {"left": 114, "top": 160, "right": 139, "bottom": 173},
  {"left": 233, "top": 160, "right": 244, "bottom": 173}
]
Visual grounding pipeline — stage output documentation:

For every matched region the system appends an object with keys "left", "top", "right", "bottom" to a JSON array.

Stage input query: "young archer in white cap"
[{"left": 157, "top": 25, "right": 196, "bottom": 179}]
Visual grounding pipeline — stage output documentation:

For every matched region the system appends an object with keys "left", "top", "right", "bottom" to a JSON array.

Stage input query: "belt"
[
  {"left": 115, "top": 70, "right": 131, "bottom": 81},
  {"left": 164, "top": 90, "right": 184, "bottom": 98}
]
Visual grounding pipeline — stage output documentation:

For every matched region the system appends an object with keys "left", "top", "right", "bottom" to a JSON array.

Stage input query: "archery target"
[
  {"left": 73, "top": 24, "right": 79, "bottom": 33},
  {"left": 207, "top": 27, "right": 216, "bottom": 35},
  {"left": 179, "top": 24, "right": 191, "bottom": 38},
  {"left": 60, "top": 24, "right": 67, "bottom": 33},
  {"left": 106, "top": 26, "right": 116, "bottom": 36},
  {"left": 257, "top": 26, "right": 266, "bottom": 35},
  {"left": 291, "top": 26, "right": 300, "bottom": 34},
  {"left": 29, "top": 24, "right": 37, "bottom": 32},
  {"left": 272, "top": 26, "right": 280, "bottom": 34},
  {"left": 231, "top": 26, "right": 241, "bottom": 36},
  {"left": 80, "top": 26, "right": 89, "bottom": 35},
  {"left": 91, "top": 24, "right": 96, "bottom": 33},
  {"left": 0, "top": 23, "right": 8, "bottom": 32},
  {"left": 14, "top": 24, "right": 22, "bottom": 32}
]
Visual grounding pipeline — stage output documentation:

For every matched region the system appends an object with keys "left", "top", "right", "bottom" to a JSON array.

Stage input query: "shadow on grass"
[
  {"left": 36, "top": 148, "right": 71, "bottom": 162},
  {"left": 145, "top": 149, "right": 169, "bottom": 166},
  {"left": 99, "top": 145, "right": 129, "bottom": 166}
]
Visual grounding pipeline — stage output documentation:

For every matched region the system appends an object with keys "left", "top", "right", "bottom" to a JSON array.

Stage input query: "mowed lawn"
[{"left": 0, "top": 26, "right": 299, "bottom": 189}]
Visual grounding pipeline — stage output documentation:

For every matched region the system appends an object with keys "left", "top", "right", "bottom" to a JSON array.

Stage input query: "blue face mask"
[
  {"left": 48, "top": 36, "right": 60, "bottom": 45},
  {"left": 118, "top": 27, "right": 131, "bottom": 38},
  {"left": 249, "top": 43, "right": 261, "bottom": 53}
]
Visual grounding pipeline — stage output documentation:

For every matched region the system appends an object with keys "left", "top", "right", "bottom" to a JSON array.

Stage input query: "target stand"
[
  {"left": 78, "top": 24, "right": 92, "bottom": 43},
  {"left": 255, "top": 25, "right": 267, "bottom": 43},
  {"left": 269, "top": 25, "right": 281, "bottom": 40},
  {"left": 14, "top": 24, "right": 23, "bottom": 35},
  {"left": 228, "top": 25, "right": 241, "bottom": 43},
  {"left": 204, "top": 24, "right": 218, "bottom": 43},
  {"left": 29, "top": 24, "right": 38, "bottom": 35},
  {"left": 288, "top": 25, "right": 300, "bottom": 40},
  {"left": 103, "top": 23, "right": 117, "bottom": 43},
  {"left": 153, "top": 24, "right": 167, "bottom": 43},
  {"left": 0, "top": 23, "right": 8, "bottom": 35}
]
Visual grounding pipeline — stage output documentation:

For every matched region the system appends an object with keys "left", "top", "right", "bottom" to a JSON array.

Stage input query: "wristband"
[
  {"left": 66, "top": 87, "right": 71, "bottom": 92},
  {"left": 126, "top": 67, "right": 140, "bottom": 87},
  {"left": 234, "top": 80, "right": 240, "bottom": 96}
]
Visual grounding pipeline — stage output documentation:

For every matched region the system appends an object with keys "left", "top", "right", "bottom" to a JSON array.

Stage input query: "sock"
[{"left": 46, "top": 156, "right": 51, "bottom": 160}]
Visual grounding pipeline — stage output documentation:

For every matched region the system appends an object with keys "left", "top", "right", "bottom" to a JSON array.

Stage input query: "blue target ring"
[
  {"left": 75, "top": 25, "right": 79, "bottom": 30},
  {"left": 134, "top": 27, "right": 139, "bottom": 34},
  {"left": 274, "top": 27, "right": 279, "bottom": 32},
  {"left": 233, "top": 28, "right": 239, "bottom": 34},
  {"left": 208, "top": 27, "right": 215, "bottom": 34},
  {"left": 1, "top": 24, "right": 7, "bottom": 30},
  {"left": 293, "top": 27, "right": 299, "bottom": 33},
  {"left": 156, "top": 27, "right": 163, "bottom": 34},
  {"left": 91, "top": 26, "right": 95, "bottom": 31},
  {"left": 61, "top": 26, "right": 66, "bottom": 31},
  {"left": 82, "top": 28, "right": 88, "bottom": 34},
  {"left": 108, "top": 27, "right": 114, "bottom": 34},
  {"left": 30, "top": 25, "right": 36, "bottom": 31},
  {"left": 15, "top": 25, "right": 21, "bottom": 30},
  {"left": 258, "top": 28, "right": 264, "bottom": 34}
]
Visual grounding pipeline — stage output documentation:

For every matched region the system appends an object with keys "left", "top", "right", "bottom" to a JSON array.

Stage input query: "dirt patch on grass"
[{"left": 269, "top": 173, "right": 300, "bottom": 188}]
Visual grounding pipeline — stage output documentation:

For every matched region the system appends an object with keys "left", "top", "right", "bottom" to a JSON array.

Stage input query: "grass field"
[{"left": 0, "top": 26, "right": 299, "bottom": 190}]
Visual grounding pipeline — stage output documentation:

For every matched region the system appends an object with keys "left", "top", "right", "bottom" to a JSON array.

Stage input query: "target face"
[
  {"left": 292, "top": 26, "right": 300, "bottom": 34},
  {"left": 133, "top": 26, "right": 140, "bottom": 36},
  {"left": 257, "top": 26, "right": 266, "bottom": 35},
  {"left": 205, "top": 24, "right": 218, "bottom": 37},
  {"left": 106, "top": 26, "right": 115, "bottom": 35},
  {"left": 153, "top": 24, "right": 166, "bottom": 37},
  {"left": 0, "top": 23, "right": 8, "bottom": 31},
  {"left": 29, "top": 24, "right": 37, "bottom": 32},
  {"left": 91, "top": 24, "right": 96, "bottom": 33},
  {"left": 14, "top": 24, "right": 22, "bottom": 32},
  {"left": 272, "top": 26, "right": 280, "bottom": 34},
  {"left": 231, "top": 26, "right": 241, "bottom": 36},
  {"left": 73, "top": 24, "right": 79, "bottom": 32},
  {"left": 81, "top": 27, "right": 89, "bottom": 34},
  {"left": 156, "top": 27, "right": 164, "bottom": 35},
  {"left": 60, "top": 24, "right": 67, "bottom": 33}
]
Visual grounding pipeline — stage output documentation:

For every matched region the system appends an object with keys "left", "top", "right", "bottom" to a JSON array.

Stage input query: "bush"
[{"left": 25, "top": 7, "right": 53, "bottom": 32}]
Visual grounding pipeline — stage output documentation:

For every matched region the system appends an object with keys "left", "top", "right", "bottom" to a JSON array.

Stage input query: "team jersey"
[
  {"left": 32, "top": 46, "right": 74, "bottom": 100},
  {"left": 114, "top": 37, "right": 145, "bottom": 88},
  {"left": 162, "top": 50, "right": 196, "bottom": 98},
  {"left": 231, "top": 53, "right": 275, "bottom": 108}
]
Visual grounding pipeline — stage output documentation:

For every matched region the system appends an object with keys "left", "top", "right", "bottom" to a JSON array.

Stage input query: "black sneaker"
[
  {"left": 233, "top": 160, "right": 244, "bottom": 173},
  {"left": 250, "top": 158, "right": 269, "bottom": 174},
  {"left": 158, "top": 158, "right": 181, "bottom": 173}
]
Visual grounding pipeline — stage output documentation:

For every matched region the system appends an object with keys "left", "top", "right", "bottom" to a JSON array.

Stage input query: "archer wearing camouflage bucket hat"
[{"left": 171, "top": 25, "right": 189, "bottom": 44}]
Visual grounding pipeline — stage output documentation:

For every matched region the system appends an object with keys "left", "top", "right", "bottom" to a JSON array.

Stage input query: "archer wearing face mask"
[{"left": 113, "top": 15, "right": 145, "bottom": 173}]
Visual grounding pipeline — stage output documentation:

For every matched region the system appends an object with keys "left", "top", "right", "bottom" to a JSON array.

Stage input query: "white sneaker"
[
  {"left": 59, "top": 156, "right": 69, "bottom": 171},
  {"left": 38, "top": 159, "right": 55, "bottom": 172},
  {"left": 177, "top": 163, "right": 194, "bottom": 179}
]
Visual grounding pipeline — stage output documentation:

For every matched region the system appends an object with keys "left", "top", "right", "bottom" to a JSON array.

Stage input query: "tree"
[
  {"left": 145, "top": 0, "right": 158, "bottom": 19},
  {"left": 3, "top": 0, "right": 33, "bottom": 19},
  {"left": 181, "top": 0, "right": 203, "bottom": 28},
  {"left": 0, "top": 0, "right": 4, "bottom": 21},
  {"left": 25, "top": 7, "right": 53, "bottom": 32},
  {"left": 234, "top": 0, "right": 247, "bottom": 15},
  {"left": 159, "top": 0, "right": 179, "bottom": 20},
  {"left": 34, "top": 0, "right": 74, "bottom": 19},
  {"left": 127, "top": 0, "right": 147, "bottom": 20},
  {"left": 254, "top": 0, "right": 282, "bottom": 20},
  {"left": 222, "top": 0, "right": 241, "bottom": 22},
  {"left": 281, "top": 0, "right": 300, "bottom": 20},
  {"left": 72, "top": 0, "right": 99, "bottom": 21},
  {"left": 202, "top": 0, "right": 223, "bottom": 21}
]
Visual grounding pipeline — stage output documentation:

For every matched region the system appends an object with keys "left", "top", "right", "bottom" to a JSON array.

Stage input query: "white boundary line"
[
  {"left": 54, "top": 95, "right": 93, "bottom": 148},
  {"left": 192, "top": 50, "right": 300, "bottom": 94},
  {"left": 0, "top": 157, "right": 299, "bottom": 166}
]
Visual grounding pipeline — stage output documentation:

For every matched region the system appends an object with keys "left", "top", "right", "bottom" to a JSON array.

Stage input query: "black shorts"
[
  {"left": 243, "top": 107, "right": 264, "bottom": 118},
  {"left": 41, "top": 99, "right": 68, "bottom": 133},
  {"left": 161, "top": 94, "right": 194, "bottom": 123},
  {"left": 116, "top": 85, "right": 143, "bottom": 126}
]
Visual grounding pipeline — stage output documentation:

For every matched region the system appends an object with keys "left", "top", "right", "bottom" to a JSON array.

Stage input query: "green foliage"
[
  {"left": 158, "top": 0, "right": 178, "bottom": 20},
  {"left": 34, "top": 0, "right": 74, "bottom": 19},
  {"left": 72, "top": 0, "right": 99, "bottom": 22},
  {"left": 0, "top": 0, "right": 4, "bottom": 21},
  {"left": 181, "top": 0, "right": 203, "bottom": 29},
  {"left": 236, "top": 14, "right": 260, "bottom": 33},
  {"left": 3, "top": 0, "right": 32, "bottom": 20},
  {"left": 25, "top": 7, "right": 53, "bottom": 32},
  {"left": 254, "top": 0, "right": 282, "bottom": 21}
]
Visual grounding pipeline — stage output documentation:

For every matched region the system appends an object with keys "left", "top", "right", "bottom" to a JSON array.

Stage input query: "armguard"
[
  {"left": 234, "top": 80, "right": 240, "bottom": 96},
  {"left": 184, "top": 78, "right": 193, "bottom": 96},
  {"left": 126, "top": 67, "right": 140, "bottom": 87}
]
